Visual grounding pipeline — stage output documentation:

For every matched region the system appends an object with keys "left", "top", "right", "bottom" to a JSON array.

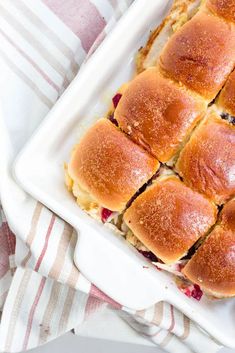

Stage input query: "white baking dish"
[{"left": 13, "top": 0, "right": 235, "bottom": 347}]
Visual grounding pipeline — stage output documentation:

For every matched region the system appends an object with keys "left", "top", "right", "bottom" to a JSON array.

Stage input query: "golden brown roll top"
[
  {"left": 114, "top": 68, "right": 206, "bottom": 163},
  {"left": 221, "top": 199, "right": 235, "bottom": 231},
  {"left": 159, "top": 10, "right": 235, "bottom": 100},
  {"left": 176, "top": 113, "right": 235, "bottom": 204},
  {"left": 218, "top": 70, "right": 235, "bottom": 117},
  {"left": 124, "top": 176, "right": 217, "bottom": 264},
  {"left": 183, "top": 199, "right": 235, "bottom": 298},
  {"left": 68, "top": 119, "right": 159, "bottom": 212},
  {"left": 206, "top": 0, "right": 235, "bottom": 23}
]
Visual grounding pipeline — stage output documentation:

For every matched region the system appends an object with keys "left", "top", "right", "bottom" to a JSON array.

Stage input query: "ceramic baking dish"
[{"left": 13, "top": 0, "right": 235, "bottom": 347}]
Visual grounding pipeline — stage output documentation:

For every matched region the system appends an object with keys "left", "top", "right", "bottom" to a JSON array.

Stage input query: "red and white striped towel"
[{"left": 0, "top": 1, "right": 222, "bottom": 352}]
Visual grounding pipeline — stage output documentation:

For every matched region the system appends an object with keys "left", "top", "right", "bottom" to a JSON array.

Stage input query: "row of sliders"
[
  {"left": 66, "top": 0, "right": 235, "bottom": 298},
  {"left": 67, "top": 111, "right": 235, "bottom": 298}
]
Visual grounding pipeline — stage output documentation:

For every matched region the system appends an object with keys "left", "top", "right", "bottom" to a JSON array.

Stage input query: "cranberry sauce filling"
[
  {"left": 138, "top": 250, "right": 159, "bottom": 262},
  {"left": 108, "top": 93, "right": 122, "bottom": 126},
  {"left": 112, "top": 93, "right": 122, "bottom": 108},
  {"left": 191, "top": 284, "right": 203, "bottom": 301},
  {"left": 180, "top": 283, "right": 203, "bottom": 301},
  {"left": 101, "top": 207, "right": 113, "bottom": 223}
]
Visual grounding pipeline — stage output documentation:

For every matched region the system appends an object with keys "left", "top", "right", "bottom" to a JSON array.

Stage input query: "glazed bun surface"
[
  {"left": 206, "top": 0, "right": 235, "bottom": 23},
  {"left": 176, "top": 113, "right": 235, "bottom": 204},
  {"left": 220, "top": 199, "right": 235, "bottom": 231},
  {"left": 159, "top": 11, "right": 235, "bottom": 100},
  {"left": 115, "top": 68, "right": 206, "bottom": 162},
  {"left": 68, "top": 119, "right": 159, "bottom": 212},
  {"left": 218, "top": 70, "right": 235, "bottom": 116},
  {"left": 183, "top": 199, "right": 235, "bottom": 298},
  {"left": 124, "top": 176, "right": 217, "bottom": 264}
]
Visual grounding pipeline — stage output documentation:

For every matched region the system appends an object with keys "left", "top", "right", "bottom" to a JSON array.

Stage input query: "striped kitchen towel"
[{"left": 0, "top": 1, "right": 221, "bottom": 352}]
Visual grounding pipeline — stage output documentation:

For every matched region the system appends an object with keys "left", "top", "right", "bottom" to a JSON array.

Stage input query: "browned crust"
[
  {"left": 114, "top": 68, "right": 206, "bottom": 162},
  {"left": 176, "top": 113, "right": 235, "bottom": 204},
  {"left": 136, "top": 0, "right": 199, "bottom": 73},
  {"left": 206, "top": 0, "right": 235, "bottom": 23},
  {"left": 68, "top": 119, "right": 159, "bottom": 212},
  {"left": 159, "top": 10, "right": 235, "bottom": 100},
  {"left": 124, "top": 176, "right": 217, "bottom": 264},
  {"left": 218, "top": 70, "right": 235, "bottom": 116},
  {"left": 183, "top": 199, "right": 235, "bottom": 297},
  {"left": 221, "top": 199, "right": 235, "bottom": 231}
]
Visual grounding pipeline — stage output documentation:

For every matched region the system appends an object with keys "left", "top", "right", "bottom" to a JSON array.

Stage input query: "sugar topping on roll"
[
  {"left": 67, "top": 119, "right": 159, "bottom": 212},
  {"left": 176, "top": 112, "right": 235, "bottom": 204},
  {"left": 206, "top": 0, "right": 235, "bottom": 23},
  {"left": 124, "top": 175, "right": 217, "bottom": 264},
  {"left": 159, "top": 10, "right": 235, "bottom": 100},
  {"left": 183, "top": 199, "right": 235, "bottom": 298},
  {"left": 115, "top": 68, "right": 206, "bottom": 163}
]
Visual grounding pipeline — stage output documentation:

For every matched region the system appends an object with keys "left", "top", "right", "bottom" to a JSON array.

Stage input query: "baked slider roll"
[
  {"left": 124, "top": 176, "right": 217, "bottom": 264},
  {"left": 218, "top": 70, "right": 235, "bottom": 118},
  {"left": 159, "top": 10, "right": 235, "bottom": 100},
  {"left": 221, "top": 199, "right": 235, "bottom": 230},
  {"left": 176, "top": 113, "right": 235, "bottom": 205},
  {"left": 67, "top": 119, "right": 159, "bottom": 212},
  {"left": 206, "top": 0, "right": 235, "bottom": 23},
  {"left": 137, "top": 0, "right": 202, "bottom": 73},
  {"left": 114, "top": 68, "right": 206, "bottom": 163},
  {"left": 183, "top": 199, "right": 235, "bottom": 298}
]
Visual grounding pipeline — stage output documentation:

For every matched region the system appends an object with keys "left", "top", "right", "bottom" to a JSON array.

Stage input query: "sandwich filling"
[{"left": 65, "top": 160, "right": 205, "bottom": 300}]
